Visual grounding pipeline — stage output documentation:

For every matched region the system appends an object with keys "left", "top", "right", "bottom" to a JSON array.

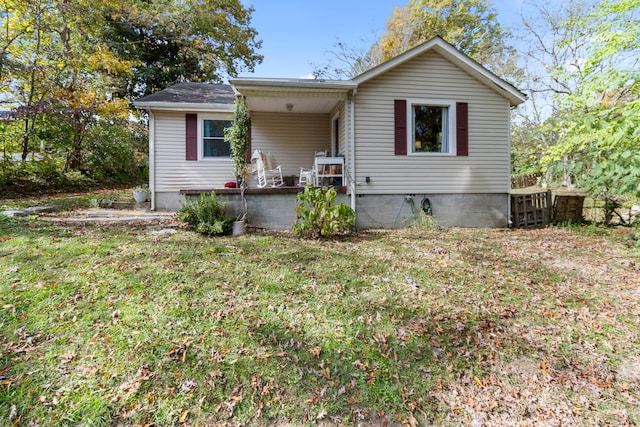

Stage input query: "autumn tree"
[
  {"left": 1, "top": 0, "right": 262, "bottom": 187},
  {"left": 1, "top": 0, "right": 53, "bottom": 160},
  {"left": 315, "top": 0, "right": 519, "bottom": 81}
]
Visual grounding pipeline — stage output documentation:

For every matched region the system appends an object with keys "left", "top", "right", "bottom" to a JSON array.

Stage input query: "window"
[
  {"left": 413, "top": 105, "right": 447, "bottom": 152},
  {"left": 203, "top": 119, "right": 231, "bottom": 157},
  {"left": 394, "top": 100, "right": 467, "bottom": 157},
  {"left": 408, "top": 100, "right": 455, "bottom": 155}
]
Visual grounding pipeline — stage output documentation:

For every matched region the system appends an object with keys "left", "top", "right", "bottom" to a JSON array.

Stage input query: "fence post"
[{"left": 546, "top": 190, "right": 552, "bottom": 225}]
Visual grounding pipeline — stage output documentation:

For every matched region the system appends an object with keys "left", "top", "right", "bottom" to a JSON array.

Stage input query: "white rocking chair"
[
  {"left": 298, "top": 167, "right": 314, "bottom": 186},
  {"left": 251, "top": 150, "right": 284, "bottom": 188}
]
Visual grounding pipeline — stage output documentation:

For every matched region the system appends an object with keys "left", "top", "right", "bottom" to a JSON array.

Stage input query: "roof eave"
[
  {"left": 133, "top": 102, "right": 235, "bottom": 112},
  {"left": 230, "top": 78, "right": 357, "bottom": 92}
]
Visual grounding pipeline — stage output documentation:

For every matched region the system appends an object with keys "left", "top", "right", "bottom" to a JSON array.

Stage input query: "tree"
[
  {"left": 1, "top": 0, "right": 262, "bottom": 181},
  {"left": 514, "top": 0, "right": 639, "bottom": 222},
  {"left": 315, "top": 0, "right": 520, "bottom": 81},
  {"left": 102, "top": 0, "right": 263, "bottom": 99},
  {"left": 510, "top": 1, "right": 599, "bottom": 178},
  {"left": 543, "top": 0, "right": 640, "bottom": 204},
  {"left": 1, "top": 0, "right": 53, "bottom": 160}
]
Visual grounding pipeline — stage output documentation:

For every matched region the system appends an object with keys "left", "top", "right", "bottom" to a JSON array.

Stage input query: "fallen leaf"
[{"left": 309, "top": 346, "right": 321, "bottom": 358}]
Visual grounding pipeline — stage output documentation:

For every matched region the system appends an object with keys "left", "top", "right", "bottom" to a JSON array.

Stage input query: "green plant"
[
  {"left": 225, "top": 97, "right": 251, "bottom": 221},
  {"left": 133, "top": 184, "right": 149, "bottom": 193},
  {"left": 411, "top": 210, "right": 440, "bottom": 230},
  {"left": 293, "top": 185, "right": 355, "bottom": 237},
  {"left": 225, "top": 97, "right": 251, "bottom": 182},
  {"left": 178, "top": 192, "right": 233, "bottom": 236}
]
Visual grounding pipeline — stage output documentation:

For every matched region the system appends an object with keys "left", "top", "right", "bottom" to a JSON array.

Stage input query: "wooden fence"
[{"left": 511, "top": 190, "right": 552, "bottom": 228}]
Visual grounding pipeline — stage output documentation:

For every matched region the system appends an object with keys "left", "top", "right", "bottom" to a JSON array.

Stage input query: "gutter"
[
  {"left": 506, "top": 99, "right": 512, "bottom": 226},
  {"left": 147, "top": 109, "right": 156, "bottom": 211}
]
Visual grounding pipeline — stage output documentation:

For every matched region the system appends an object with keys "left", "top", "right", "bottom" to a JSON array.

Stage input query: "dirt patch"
[
  {"left": 617, "top": 356, "right": 640, "bottom": 384},
  {"left": 39, "top": 207, "right": 178, "bottom": 224}
]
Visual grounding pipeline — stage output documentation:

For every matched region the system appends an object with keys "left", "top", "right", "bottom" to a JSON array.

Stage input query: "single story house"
[{"left": 134, "top": 36, "right": 527, "bottom": 230}]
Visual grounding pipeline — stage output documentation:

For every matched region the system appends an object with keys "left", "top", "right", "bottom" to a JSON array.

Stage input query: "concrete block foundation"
[{"left": 155, "top": 190, "right": 509, "bottom": 230}]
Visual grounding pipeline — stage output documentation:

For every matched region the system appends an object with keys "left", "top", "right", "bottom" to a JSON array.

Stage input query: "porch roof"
[
  {"left": 229, "top": 77, "right": 356, "bottom": 114},
  {"left": 133, "top": 82, "right": 236, "bottom": 112}
]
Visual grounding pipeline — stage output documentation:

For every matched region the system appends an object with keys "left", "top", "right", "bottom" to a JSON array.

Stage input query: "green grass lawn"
[{"left": 1, "top": 209, "right": 639, "bottom": 426}]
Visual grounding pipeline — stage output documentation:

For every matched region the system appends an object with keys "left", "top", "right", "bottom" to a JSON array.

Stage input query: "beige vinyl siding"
[
  {"left": 354, "top": 50, "right": 510, "bottom": 194},
  {"left": 154, "top": 111, "right": 233, "bottom": 192},
  {"left": 248, "top": 112, "right": 330, "bottom": 185},
  {"left": 337, "top": 101, "right": 347, "bottom": 156}
]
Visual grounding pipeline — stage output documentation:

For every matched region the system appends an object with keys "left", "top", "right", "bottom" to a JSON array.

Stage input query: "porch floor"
[{"left": 180, "top": 186, "right": 347, "bottom": 196}]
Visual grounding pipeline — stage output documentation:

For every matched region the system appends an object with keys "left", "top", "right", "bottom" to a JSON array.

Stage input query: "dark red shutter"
[
  {"left": 185, "top": 114, "right": 198, "bottom": 161},
  {"left": 456, "top": 102, "right": 468, "bottom": 156},
  {"left": 394, "top": 99, "right": 407, "bottom": 155}
]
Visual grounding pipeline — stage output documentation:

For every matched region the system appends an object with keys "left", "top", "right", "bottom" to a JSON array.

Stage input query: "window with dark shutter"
[
  {"left": 394, "top": 99, "right": 407, "bottom": 155},
  {"left": 185, "top": 114, "right": 198, "bottom": 161},
  {"left": 456, "top": 102, "right": 468, "bottom": 156}
]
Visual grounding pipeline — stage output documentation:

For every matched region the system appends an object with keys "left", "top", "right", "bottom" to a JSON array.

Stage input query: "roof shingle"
[{"left": 135, "top": 82, "right": 235, "bottom": 105}]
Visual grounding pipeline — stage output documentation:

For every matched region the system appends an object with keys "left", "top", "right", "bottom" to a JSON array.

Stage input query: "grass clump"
[
  {"left": 410, "top": 210, "right": 440, "bottom": 230},
  {"left": 178, "top": 192, "right": 233, "bottom": 236}
]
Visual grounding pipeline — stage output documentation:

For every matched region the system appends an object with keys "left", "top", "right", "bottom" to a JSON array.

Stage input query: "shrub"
[
  {"left": 84, "top": 120, "right": 148, "bottom": 184},
  {"left": 293, "top": 185, "right": 355, "bottom": 237},
  {"left": 411, "top": 210, "right": 440, "bottom": 230},
  {"left": 178, "top": 192, "right": 234, "bottom": 236}
]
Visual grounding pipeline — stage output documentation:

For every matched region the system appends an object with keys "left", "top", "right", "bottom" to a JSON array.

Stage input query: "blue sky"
[{"left": 238, "top": 0, "right": 528, "bottom": 79}]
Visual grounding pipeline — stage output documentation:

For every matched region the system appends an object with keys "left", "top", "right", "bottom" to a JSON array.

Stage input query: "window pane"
[
  {"left": 204, "top": 138, "right": 231, "bottom": 157},
  {"left": 204, "top": 120, "right": 230, "bottom": 138},
  {"left": 413, "top": 106, "right": 447, "bottom": 153},
  {"left": 203, "top": 120, "right": 231, "bottom": 157}
]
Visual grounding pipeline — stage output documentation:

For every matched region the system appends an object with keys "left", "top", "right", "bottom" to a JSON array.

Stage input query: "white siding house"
[{"left": 135, "top": 37, "right": 526, "bottom": 229}]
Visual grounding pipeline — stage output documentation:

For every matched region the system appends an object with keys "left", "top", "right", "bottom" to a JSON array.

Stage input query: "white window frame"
[
  {"left": 198, "top": 113, "right": 232, "bottom": 160},
  {"left": 406, "top": 99, "right": 456, "bottom": 156}
]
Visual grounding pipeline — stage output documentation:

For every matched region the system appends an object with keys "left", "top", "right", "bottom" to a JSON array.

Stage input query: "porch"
[{"left": 229, "top": 77, "right": 355, "bottom": 191}]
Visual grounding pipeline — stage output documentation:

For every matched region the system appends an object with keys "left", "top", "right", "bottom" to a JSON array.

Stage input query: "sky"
[{"left": 238, "top": 0, "right": 529, "bottom": 79}]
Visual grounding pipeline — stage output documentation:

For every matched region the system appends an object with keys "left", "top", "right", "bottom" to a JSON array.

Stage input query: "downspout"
[
  {"left": 147, "top": 109, "right": 156, "bottom": 211},
  {"left": 349, "top": 88, "right": 357, "bottom": 213},
  {"left": 507, "top": 101, "right": 513, "bottom": 226}
]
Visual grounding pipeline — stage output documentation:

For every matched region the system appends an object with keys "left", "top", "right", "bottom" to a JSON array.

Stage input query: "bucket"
[{"left": 232, "top": 220, "right": 246, "bottom": 236}]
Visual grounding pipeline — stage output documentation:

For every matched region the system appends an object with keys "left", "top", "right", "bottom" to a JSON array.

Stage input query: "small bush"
[
  {"left": 178, "top": 192, "right": 234, "bottom": 236},
  {"left": 293, "top": 186, "right": 355, "bottom": 237},
  {"left": 411, "top": 210, "right": 440, "bottom": 230}
]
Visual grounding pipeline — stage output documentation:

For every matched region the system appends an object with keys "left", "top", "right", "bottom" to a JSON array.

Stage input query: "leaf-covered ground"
[{"left": 1, "top": 213, "right": 639, "bottom": 426}]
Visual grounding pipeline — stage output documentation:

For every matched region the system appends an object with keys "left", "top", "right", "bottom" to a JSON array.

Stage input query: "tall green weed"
[{"left": 178, "top": 192, "right": 233, "bottom": 236}]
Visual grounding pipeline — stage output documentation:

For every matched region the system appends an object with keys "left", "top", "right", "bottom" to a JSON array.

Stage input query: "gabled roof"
[
  {"left": 353, "top": 36, "right": 527, "bottom": 107},
  {"left": 134, "top": 37, "right": 526, "bottom": 112},
  {"left": 134, "top": 82, "right": 236, "bottom": 111}
]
